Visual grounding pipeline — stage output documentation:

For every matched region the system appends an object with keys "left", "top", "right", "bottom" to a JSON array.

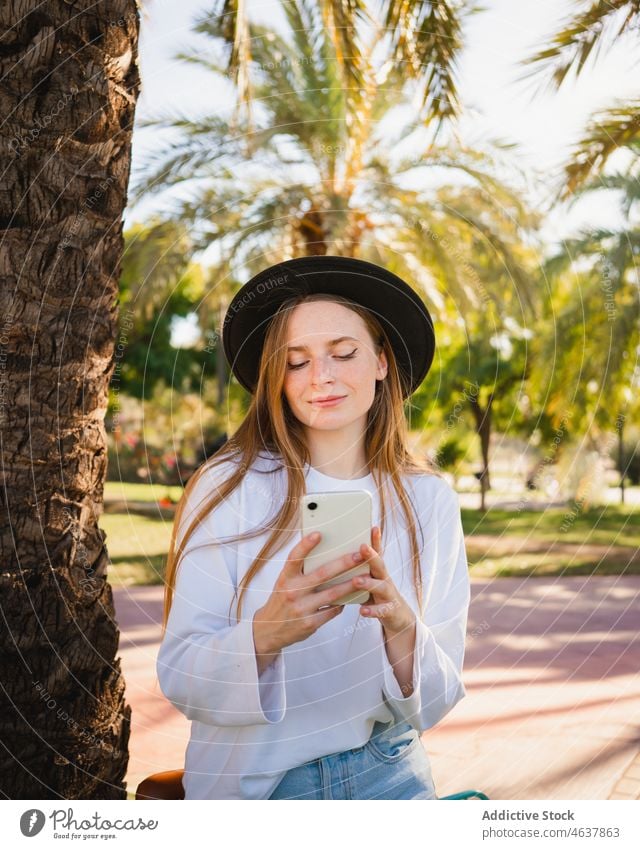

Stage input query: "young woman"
[{"left": 157, "top": 256, "right": 470, "bottom": 800}]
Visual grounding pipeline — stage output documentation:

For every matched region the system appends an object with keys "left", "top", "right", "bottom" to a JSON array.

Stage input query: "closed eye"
[{"left": 287, "top": 349, "right": 358, "bottom": 370}]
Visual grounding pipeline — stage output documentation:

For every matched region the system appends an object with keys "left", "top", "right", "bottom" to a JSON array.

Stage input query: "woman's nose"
[{"left": 310, "top": 356, "right": 335, "bottom": 384}]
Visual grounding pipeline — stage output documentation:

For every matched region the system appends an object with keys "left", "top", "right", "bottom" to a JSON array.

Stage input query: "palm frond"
[
  {"left": 172, "top": 49, "right": 230, "bottom": 77},
  {"left": 224, "top": 185, "right": 319, "bottom": 261},
  {"left": 165, "top": 178, "right": 252, "bottom": 234},
  {"left": 321, "top": 0, "right": 369, "bottom": 92},
  {"left": 120, "top": 220, "right": 195, "bottom": 321},
  {"left": 445, "top": 205, "right": 538, "bottom": 318},
  {"left": 175, "top": 177, "right": 318, "bottom": 259},
  {"left": 394, "top": 144, "right": 537, "bottom": 228},
  {"left": 248, "top": 21, "right": 346, "bottom": 160},
  {"left": 368, "top": 62, "right": 411, "bottom": 124},
  {"left": 578, "top": 169, "right": 640, "bottom": 198},
  {"left": 560, "top": 103, "right": 640, "bottom": 197},
  {"left": 281, "top": 0, "right": 325, "bottom": 89},
  {"left": 129, "top": 136, "right": 232, "bottom": 206},
  {"left": 520, "top": 0, "right": 640, "bottom": 93},
  {"left": 384, "top": 0, "right": 466, "bottom": 131},
  {"left": 129, "top": 113, "right": 292, "bottom": 206}
]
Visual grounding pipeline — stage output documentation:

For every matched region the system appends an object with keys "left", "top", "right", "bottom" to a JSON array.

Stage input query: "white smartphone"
[{"left": 301, "top": 490, "right": 372, "bottom": 606}]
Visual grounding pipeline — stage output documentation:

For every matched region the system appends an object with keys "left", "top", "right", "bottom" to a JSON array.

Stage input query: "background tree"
[
  {"left": 521, "top": 2, "right": 640, "bottom": 504},
  {"left": 533, "top": 149, "right": 640, "bottom": 501},
  {"left": 522, "top": 0, "right": 640, "bottom": 195},
  {"left": 114, "top": 220, "right": 209, "bottom": 400},
  {"left": 0, "top": 1, "right": 140, "bottom": 798},
  {"left": 413, "top": 184, "right": 540, "bottom": 510}
]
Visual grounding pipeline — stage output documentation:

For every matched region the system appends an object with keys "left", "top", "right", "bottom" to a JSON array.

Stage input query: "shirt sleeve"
[
  {"left": 156, "top": 464, "right": 287, "bottom": 727},
  {"left": 379, "top": 477, "right": 470, "bottom": 732}
]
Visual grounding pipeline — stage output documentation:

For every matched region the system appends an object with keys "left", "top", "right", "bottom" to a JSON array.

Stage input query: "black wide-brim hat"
[{"left": 222, "top": 256, "right": 435, "bottom": 399}]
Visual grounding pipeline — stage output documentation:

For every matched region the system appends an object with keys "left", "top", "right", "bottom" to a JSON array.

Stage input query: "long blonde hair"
[{"left": 163, "top": 293, "right": 437, "bottom": 628}]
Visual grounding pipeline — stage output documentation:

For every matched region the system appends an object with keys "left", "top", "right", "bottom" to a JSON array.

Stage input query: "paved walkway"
[{"left": 113, "top": 576, "right": 640, "bottom": 799}]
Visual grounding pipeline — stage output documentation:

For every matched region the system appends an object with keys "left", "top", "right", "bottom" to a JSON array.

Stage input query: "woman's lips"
[{"left": 309, "top": 396, "right": 346, "bottom": 407}]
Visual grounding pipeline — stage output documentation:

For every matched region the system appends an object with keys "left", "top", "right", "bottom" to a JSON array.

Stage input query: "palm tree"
[
  {"left": 521, "top": 1, "right": 640, "bottom": 195},
  {"left": 0, "top": 2, "right": 140, "bottom": 798},
  {"left": 131, "top": 2, "right": 524, "bottom": 300}
]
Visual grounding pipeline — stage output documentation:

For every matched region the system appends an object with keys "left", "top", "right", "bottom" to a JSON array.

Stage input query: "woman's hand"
[
  {"left": 352, "top": 526, "right": 416, "bottom": 637},
  {"left": 252, "top": 532, "right": 365, "bottom": 668}
]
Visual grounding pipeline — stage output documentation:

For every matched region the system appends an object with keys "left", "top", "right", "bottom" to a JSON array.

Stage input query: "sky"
[{"left": 126, "top": 0, "right": 639, "bottom": 272}]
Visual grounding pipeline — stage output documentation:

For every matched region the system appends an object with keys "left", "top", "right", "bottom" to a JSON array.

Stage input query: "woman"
[{"left": 157, "top": 256, "right": 470, "bottom": 800}]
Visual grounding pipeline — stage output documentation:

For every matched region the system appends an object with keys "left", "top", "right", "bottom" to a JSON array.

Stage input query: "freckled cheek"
[
  {"left": 344, "top": 362, "right": 375, "bottom": 390},
  {"left": 283, "top": 374, "right": 305, "bottom": 406}
]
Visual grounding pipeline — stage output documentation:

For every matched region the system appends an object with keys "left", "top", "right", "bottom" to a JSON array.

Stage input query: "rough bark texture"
[{"left": 0, "top": 0, "right": 139, "bottom": 798}]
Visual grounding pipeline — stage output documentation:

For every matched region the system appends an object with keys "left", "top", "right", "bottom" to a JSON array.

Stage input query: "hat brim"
[{"left": 222, "top": 256, "right": 435, "bottom": 398}]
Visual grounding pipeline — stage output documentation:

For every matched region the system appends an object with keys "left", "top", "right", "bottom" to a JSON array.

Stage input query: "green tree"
[
  {"left": 413, "top": 185, "right": 540, "bottom": 510},
  {"left": 532, "top": 152, "right": 640, "bottom": 501},
  {"left": 113, "top": 220, "right": 209, "bottom": 401}
]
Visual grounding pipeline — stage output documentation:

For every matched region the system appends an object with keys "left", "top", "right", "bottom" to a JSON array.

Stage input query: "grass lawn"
[
  {"left": 461, "top": 505, "right": 640, "bottom": 578},
  {"left": 100, "top": 513, "right": 172, "bottom": 586},
  {"left": 461, "top": 504, "right": 640, "bottom": 547},
  {"left": 101, "top": 495, "right": 638, "bottom": 585},
  {"left": 104, "top": 480, "right": 184, "bottom": 503}
]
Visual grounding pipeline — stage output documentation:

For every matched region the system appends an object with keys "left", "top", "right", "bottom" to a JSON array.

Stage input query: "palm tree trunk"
[
  {"left": 0, "top": 0, "right": 140, "bottom": 798},
  {"left": 297, "top": 206, "right": 328, "bottom": 255}
]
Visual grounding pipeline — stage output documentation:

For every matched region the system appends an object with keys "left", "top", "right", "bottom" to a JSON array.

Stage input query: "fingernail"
[
  {"left": 353, "top": 552, "right": 363, "bottom": 562},
  {"left": 362, "top": 607, "right": 370, "bottom": 615},
  {"left": 354, "top": 577, "right": 364, "bottom": 586},
  {"left": 310, "top": 532, "right": 320, "bottom": 541}
]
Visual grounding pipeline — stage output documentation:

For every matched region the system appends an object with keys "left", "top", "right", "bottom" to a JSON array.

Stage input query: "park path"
[{"left": 113, "top": 575, "right": 640, "bottom": 800}]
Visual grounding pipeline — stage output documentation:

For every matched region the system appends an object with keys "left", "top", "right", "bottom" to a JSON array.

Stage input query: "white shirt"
[{"left": 156, "top": 453, "right": 470, "bottom": 800}]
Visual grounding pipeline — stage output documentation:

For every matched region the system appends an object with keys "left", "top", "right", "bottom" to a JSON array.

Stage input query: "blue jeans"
[{"left": 268, "top": 720, "right": 437, "bottom": 800}]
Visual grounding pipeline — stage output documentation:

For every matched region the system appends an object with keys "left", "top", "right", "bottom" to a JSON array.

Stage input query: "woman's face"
[{"left": 282, "top": 301, "right": 388, "bottom": 434}]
